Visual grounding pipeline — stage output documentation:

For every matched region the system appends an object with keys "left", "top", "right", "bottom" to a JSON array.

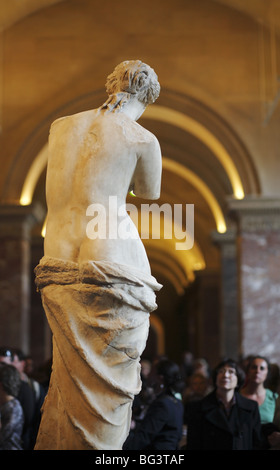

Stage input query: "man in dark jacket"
[{"left": 186, "top": 358, "right": 262, "bottom": 450}]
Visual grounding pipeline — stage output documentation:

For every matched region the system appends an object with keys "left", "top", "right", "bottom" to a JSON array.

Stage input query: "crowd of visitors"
[
  {"left": 1, "top": 346, "right": 280, "bottom": 450},
  {"left": 125, "top": 352, "right": 280, "bottom": 450}
]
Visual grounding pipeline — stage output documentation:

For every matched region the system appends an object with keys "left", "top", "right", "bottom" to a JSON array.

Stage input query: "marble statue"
[{"left": 34, "top": 60, "right": 162, "bottom": 450}]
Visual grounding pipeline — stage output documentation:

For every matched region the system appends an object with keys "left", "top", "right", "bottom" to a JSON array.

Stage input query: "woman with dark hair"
[
  {"left": 123, "top": 359, "right": 184, "bottom": 450},
  {"left": 240, "top": 355, "right": 280, "bottom": 449},
  {"left": 186, "top": 358, "right": 262, "bottom": 450}
]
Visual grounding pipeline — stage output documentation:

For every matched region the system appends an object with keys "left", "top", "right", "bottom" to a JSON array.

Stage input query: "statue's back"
[{"left": 44, "top": 109, "right": 160, "bottom": 269}]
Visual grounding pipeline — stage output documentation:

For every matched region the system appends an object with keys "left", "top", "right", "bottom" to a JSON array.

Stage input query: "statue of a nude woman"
[{"left": 34, "top": 60, "right": 162, "bottom": 450}]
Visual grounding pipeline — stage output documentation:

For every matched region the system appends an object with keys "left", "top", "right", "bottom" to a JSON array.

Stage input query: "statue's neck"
[{"left": 101, "top": 93, "right": 145, "bottom": 121}]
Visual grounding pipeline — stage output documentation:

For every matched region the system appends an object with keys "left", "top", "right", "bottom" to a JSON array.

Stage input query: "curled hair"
[{"left": 102, "top": 60, "right": 160, "bottom": 112}]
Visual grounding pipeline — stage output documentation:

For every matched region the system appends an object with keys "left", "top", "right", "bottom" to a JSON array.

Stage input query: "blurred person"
[
  {"left": 23, "top": 355, "right": 34, "bottom": 378},
  {"left": 241, "top": 355, "right": 280, "bottom": 449},
  {"left": 187, "top": 358, "right": 262, "bottom": 450},
  {"left": 140, "top": 359, "right": 152, "bottom": 380},
  {"left": 183, "top": 372, "right": 213, "bottom": 425},
  {"left": 0, "top": 347, "right": 35, "bottom": 449},
  {"left": 32, "top": 357, "right": 52, "bottom": 392},
  {"left": 183, "top": 372, "right": 213, "bottom": 403},
  {"left": 12, "top": 349, "right": 46, "bottom": 449},
  {"left": 123, "top": 358, "right": 184, "bottom": 450},
  {"left": 131, "top": 359, "right": 155, "bottom": 426},
  {"left": 0, "top": 363, "right": 24, "bottom": 450},
  {"left": 193, "top": 357, "right": 211, "bottom": 378},
  {"left": 12, "top": 349, "right": 46, "bottom": 404},
  {"left": 180, "top": 351, "right": 194, "bottom": 385}
]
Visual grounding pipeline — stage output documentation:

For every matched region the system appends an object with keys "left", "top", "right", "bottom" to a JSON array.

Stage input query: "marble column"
[
  {"left": 0, "top": 204, "right": 43, "bottom": 353},
  {"left": 229, "top": 197, "right": 280, "bottom": 363},
  {"left": 212, "top": 228, "right": 240, "bottom": 360}
]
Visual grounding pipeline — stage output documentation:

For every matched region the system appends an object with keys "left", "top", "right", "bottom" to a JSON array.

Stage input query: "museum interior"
[{"left": 1, "top": 0, "right": 280, "bottom": 375}]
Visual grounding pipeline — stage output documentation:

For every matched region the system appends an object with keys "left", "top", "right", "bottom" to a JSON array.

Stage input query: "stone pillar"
[
  {"left": 212, "top": 228, "right": 240, "bottom": 360},
  {"left": 229, "top": 197, "right": 280, "bottom": 363},
  {"left": 0, "top": 204, "right": 43, "bottom": 353}
]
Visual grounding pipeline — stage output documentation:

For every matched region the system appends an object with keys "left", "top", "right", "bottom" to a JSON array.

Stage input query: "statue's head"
[{"left": 103, "top": 60, "right": 160, "bottom": 111}]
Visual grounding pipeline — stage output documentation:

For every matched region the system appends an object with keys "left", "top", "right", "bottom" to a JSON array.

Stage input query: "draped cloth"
[{"left": 34, "top": 256, "right": 162, "bottom": 450}]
